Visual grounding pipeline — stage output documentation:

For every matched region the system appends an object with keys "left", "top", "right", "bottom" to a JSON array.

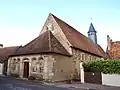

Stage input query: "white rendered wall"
[
  {"left": 102, "top": 74, "right": 120, "bottom": 87},
  {"left": 0, "top": 63, "right": 3, "bottom": 75}
]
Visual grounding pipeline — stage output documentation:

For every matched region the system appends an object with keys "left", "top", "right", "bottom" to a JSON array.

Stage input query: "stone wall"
[
  {"left": 40, "top": 14, "right": 72, "bottom": 55},
  {"left": 51, "top": 54, "right": 74, "bottom": 81},
  {"left": 50, "top": 48, "right": 101, "bottom": 81},
  {"left": 72, "top": 48, "right": 101, "bottom": 79},
  {"left": 7, "top": 54, "right": 54, "bottom": 80},
  {"left": 7, "top": 48, "right": 101, "bottom": 81}
]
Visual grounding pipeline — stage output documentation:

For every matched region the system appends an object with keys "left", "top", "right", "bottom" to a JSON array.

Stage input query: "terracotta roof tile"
[{"left": 107, "top": 41, "right": 120, "bottom": 59}]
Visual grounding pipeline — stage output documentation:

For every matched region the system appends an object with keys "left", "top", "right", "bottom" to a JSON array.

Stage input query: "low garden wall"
[
  {"left": 102, "top": 74, "right": 120, "bottom": 87},
  {"left": 83, "top": 59, "right": 120, "bottom": 86}
]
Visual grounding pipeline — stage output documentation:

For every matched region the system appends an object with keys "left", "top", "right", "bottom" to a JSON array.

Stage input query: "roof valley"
[
  {"left": 51, "top": 14, "right": 105, "bottom": 57},
  {"left": 48, "top": 30, "right": 52, "bottom": 51},
  {"left": 10, "top": 13, "right": 105, "bottom": 58}
]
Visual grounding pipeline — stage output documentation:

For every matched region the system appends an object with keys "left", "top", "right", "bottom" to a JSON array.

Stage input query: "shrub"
[
  {"left": 66, "top": 80, "right": 72, "bottom": 84},
  {"left": 10, "top": 73, "right": 19, "bottom": 78},
  {"left": 83, "top": 59, "right": 120, "bottom": 74},
  {"left": 28, "top": 76, "right": 36, "bottom": 80},
  {"left": 38, "top": 77, "right": 44, "bottom": 81}
]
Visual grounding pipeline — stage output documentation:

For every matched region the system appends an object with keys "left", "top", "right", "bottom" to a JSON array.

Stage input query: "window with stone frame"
[
  {"left": 17, "top": 58, "right": 20, "bottom": 71},
  {"left": 81, "top": 53, "right": 85, "bottom": 61},
  {"left": 38, "top": 56, "right": 44, "bottom": 73},
  {"left": 23, "top": 58, "right": 29, "bottom": 60},
  {"left": 12, "top": 58, "right": 17, "bottom": 71},
  {"left": 87, "top": 55, "right": 91, "bottom": 60},
  {"left": 90, "top": 55, "right": 92, "bottom": 60},
  {"left": 92, "top": 56, "right": 96, "bottom": 60},
  {"left": 31, "top": 57, "right": 37, "bottom": 72}
]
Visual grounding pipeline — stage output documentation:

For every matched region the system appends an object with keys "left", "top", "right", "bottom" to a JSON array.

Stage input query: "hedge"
[{"left": 83, "top": 60, "right": 120, "bottom": 74}]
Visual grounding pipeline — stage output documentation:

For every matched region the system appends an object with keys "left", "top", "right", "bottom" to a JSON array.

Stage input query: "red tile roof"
[{"left": 107, "top": 41, "right": 120, "bottom": 59}]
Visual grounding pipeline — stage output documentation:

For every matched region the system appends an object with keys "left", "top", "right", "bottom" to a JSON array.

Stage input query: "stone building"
[{"left": 7, "top": 13, "right": 105, "bottom": 82}]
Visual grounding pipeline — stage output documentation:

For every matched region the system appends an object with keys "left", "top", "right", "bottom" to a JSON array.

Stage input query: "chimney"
[
  {"left": 0, "top": 44, "right": 3, "bottom": 48},
  {"left": 107, "top": 35, "right": 111, "bottom": 50}
]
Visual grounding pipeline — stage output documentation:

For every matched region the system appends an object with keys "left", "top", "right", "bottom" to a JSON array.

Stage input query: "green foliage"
[
  {"left": 83, "top": 59, "right": 120, "bottom": 74},
  {"left": 10, "top": 73, "right": 19, "bottom": 78}
]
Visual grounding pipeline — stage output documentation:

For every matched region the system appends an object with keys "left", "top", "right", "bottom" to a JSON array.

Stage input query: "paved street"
[
  {"left": 1, "top": 76, "right": 120, "bottom": 90},
  {"left": 0, "top": 76, "right": 70, "bottom": 90}
]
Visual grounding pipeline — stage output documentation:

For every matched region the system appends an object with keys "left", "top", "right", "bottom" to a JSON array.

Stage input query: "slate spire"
[
  {"left": 88, "top": 23, "right": 97, "bottom": 44},
  {"left": 88, "top": 23, "right": 97, "bottom": 33}
]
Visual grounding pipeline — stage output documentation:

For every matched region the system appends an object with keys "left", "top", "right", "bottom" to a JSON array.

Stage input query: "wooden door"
[{"left": 23, "top": 62, "right": 29, "bottom": 78}]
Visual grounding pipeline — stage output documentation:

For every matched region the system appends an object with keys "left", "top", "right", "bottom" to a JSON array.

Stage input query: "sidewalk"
[
  {"left": 44, "top": 81, "right": 120, "bottom": 90},
  {"left": 1, "top": 75, "right": 120, "bottom": 90}
]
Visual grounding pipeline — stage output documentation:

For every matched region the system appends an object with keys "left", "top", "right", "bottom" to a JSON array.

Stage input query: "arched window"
[
  {"left": 38, "top": 56, "right": 44, "bottom": 73},
  {"left": 31, "top": 57, "right": 37, "bottom": 72},
  {"left": 23, "top": 58, "right": 29, "bottom": 60},
  {"left": 38, "top": 56, "right": 43, "bottom": 60},
  {"left": 17, "top": 58, "right": 20, "bottom": 62},
  {"left": 12, "top": 58, "right": 16, "bottom": 71}
]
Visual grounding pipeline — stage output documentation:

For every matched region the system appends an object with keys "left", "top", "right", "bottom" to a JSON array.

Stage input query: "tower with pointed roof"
[{"left": 88, "top": 23, "right": 97, "bottom": 44}]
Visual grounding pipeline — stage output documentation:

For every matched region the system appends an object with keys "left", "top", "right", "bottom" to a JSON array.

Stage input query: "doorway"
[{"left": 23, "top": 62, "right": 29, "bottom": 78}]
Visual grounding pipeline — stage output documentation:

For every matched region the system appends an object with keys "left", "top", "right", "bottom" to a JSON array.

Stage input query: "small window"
[
  {"left": 17, "top": 58, "right": 20, "bottom": 62},
  {"left": 81, "top": 53, "right": 85, "bottom": 61},
  {"left": 88, "top": 55, "right": 91, "bottom": 60},
  {"left": 90, "top": 56, "right": 92, "bottom": 60},
  {"left": 38, "top": 56, "right": 43, "bottom": 60},
  {"left": 32, "top": 66, "right": 37, "bottom": 72},
  {"left": 31, "top": 59, "right": 37, "bottom": 72},
  {"left": 12, "top": 58, "right": 17, "bottom": 71}
]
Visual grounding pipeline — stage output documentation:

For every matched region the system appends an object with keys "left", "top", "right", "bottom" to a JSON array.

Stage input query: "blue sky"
[{"left": 0, "top": 0, "right": 120, "bottom": 50}]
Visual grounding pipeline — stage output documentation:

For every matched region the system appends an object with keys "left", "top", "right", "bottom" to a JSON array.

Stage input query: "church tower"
[{"left": 88, "top": 23, "right": 97, "bottom": 44}]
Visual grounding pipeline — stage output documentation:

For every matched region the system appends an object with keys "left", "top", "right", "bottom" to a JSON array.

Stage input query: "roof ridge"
[
  {"left": 22, "top": 31, "right": 47, "bottom": 48},
  {"left": 51, "top": 14, "right": 105, "bottom": 57},
  {"left": 48, "top": 31, "right": 71, "bottom": 56},
  {"left": 51, "top": 14, "right": 93, "bottom": 44},
  {"left": 14, "top": 30, "right": 71, "bottom": 56},
  {"left": 51, "top": 14, "right": 81, "bottom": 33},
  {"left": 48, "top": 30, "right": 52, "bottom": 51}
]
